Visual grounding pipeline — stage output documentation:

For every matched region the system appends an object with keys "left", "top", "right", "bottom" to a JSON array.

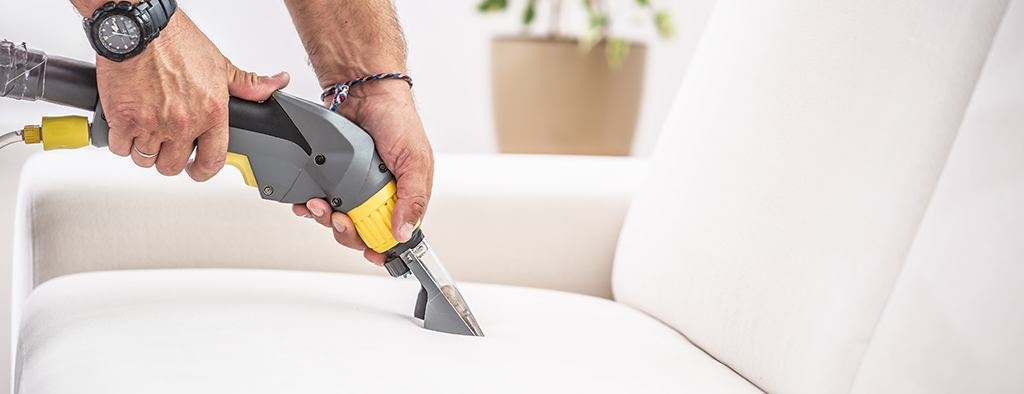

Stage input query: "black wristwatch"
[{"left": 83, "top": 0, "right": 178, "bottom": 62}]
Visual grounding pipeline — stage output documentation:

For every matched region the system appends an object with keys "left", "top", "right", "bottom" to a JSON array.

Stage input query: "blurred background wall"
[{"left": 0, "top": 0, "right": 717, "bottom": 389}]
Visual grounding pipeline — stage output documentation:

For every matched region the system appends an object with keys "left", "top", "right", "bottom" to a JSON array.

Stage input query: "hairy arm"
[
  {"left": 285, "top": 0, "right": 407, "bottom": 89},
  {"left": 285, "top": 0, "right": 434, "bottom": 265}
]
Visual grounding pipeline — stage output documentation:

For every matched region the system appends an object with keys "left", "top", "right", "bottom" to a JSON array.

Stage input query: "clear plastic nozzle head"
[{"left": 400, "top": 238, "right": 484, "bottom": 336}]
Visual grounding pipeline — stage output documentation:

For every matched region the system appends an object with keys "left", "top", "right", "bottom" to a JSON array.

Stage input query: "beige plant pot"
[{"left": 491, "top": 37, "right": 646, "bottom": 156}]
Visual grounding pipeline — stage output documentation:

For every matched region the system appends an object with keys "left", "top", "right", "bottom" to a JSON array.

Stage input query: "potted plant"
[{"left": 479, "top": 0, "right": 673, "bottom": 156}]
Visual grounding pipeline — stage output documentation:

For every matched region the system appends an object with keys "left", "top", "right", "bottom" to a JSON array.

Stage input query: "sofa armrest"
[
  {"left": 13, "top": 149, "right": 647, "bottom": 299},
  {"left": 423, "top": 154, "right": 648, "bottom": 299}
]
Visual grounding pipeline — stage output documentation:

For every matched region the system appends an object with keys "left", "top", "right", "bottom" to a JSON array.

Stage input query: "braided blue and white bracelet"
[{"left": 321, "top": 73, "right": 414, "bottom": 111}]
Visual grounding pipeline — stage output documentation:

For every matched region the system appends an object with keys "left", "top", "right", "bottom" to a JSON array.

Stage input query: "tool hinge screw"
[
  {"left": 331, "top": 197, "right": 343, "bottom": 207},
  {"left": 315, "top": 154, "right": 326, "bottom": 165},
  {"left": 378, "top": 163, "right": 388, "bottom": 173},
  {"left": 262, "top": 185, "right": 274, "bottom": 196}
]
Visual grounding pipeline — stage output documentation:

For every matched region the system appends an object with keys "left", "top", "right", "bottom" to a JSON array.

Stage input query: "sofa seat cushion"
[{"left": 15, "top": 269, "right": 760, "bottom": 394}]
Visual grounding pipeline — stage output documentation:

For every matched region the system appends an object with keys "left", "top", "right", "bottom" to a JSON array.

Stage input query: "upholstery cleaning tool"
[{"left": 0, "top": 39, "right": 483, "bottom": 336}]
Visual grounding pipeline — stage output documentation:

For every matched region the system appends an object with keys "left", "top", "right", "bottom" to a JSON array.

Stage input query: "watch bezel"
[{"left": 85, "top": 4, "right": 149, "bottom": 62}]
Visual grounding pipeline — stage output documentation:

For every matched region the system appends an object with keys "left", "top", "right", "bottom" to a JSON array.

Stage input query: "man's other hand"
[
  {"left": 292, "top": 79, "right": 433, "bottom": 265},
  {"left": 97, "top": 13, "right": 289, "bottom": 181}
]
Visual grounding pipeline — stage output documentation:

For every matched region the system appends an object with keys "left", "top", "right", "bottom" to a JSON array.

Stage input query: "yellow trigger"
[{"left": 225, "top": 152, "right": 258, "bottom": 188}]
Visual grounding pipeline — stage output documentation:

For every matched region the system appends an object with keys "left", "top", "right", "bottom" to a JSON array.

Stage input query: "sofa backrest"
[
  {"left": 611, "top": 1, "right": 1010, "bottom": 394},
  {"left": 849, "top": 1, "right": 1024, "bottom": 392}
]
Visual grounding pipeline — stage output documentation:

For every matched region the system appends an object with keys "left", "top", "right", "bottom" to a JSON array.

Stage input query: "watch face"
[{"left": 97, "top": 14, "right": 141, "bottom": 55}]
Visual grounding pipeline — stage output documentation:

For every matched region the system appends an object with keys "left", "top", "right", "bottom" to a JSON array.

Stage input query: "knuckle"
[
  {"left": 389, "top": 144, "right": 433, "bottom": 177},
  {"left": 405, "top": 195, "right": 428, "bottom": 219},
  {"left": 156, "top": 162, "right": 184, "bottom": 176},
  {"left": 134, "top": 128, "right": 155, "bottom": 141},
  {"left": 168, "top": 107, "right": 191, "bottom": 134},
  {"left": 109, "top": 101, "right": 135, "bottom": 123},
  {"left": 194, "top": 154, "right": 225, "bottom": 173},
  {"left": 110, "top": 146, "right": 130, "bottom": 157},
  {"left": 108, "top": 104, "right": 140, "bottom": 134},
  {"left": 206, "top": 97, "right": 228, "bottom": 120},
  {"left": 143, "top": 111, "right": 160, "bottom": 131}
]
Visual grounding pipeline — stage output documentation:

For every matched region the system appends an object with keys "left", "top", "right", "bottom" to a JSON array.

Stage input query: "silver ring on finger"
[{"left": 133, "top": 144, "right": 159, "bottom": 158}]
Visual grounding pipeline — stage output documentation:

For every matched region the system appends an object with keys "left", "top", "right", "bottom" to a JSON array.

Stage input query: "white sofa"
[{"left": 10, "top": 0, "right": 1024, "bottom": 393}]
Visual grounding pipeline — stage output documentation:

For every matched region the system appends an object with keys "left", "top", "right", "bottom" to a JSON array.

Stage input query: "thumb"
[
  {"left": 389, "top": 160, "right": 432, "bottom": 244},
  {"left": 226, "top": 63, "right": 290, "bottom": 102}
]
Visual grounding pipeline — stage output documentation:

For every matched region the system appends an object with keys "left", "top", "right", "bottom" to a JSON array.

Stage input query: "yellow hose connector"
[
  {"left": 22, "top": 125, "right": 41, "bottom": 144},
  {"left": 40, "top": 116, "right": 89, "bottom": 151},
  {"left": 347, "top": 179, "right": 401, "bottom": 253}
]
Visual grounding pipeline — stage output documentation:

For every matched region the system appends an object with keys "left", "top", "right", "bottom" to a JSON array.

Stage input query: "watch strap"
[{"left": 133, "top": 0, "right": 177, "bottom": 41}]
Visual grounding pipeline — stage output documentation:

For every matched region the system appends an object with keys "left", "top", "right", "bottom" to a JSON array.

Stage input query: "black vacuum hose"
[{"left": 1, "top": 40, "right": 98, "bottom": 112}]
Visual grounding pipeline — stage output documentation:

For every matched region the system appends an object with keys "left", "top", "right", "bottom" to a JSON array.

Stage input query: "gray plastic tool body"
[
  {"left": 92, "top": 91, "right": 392, "bottom": 212},
  {"left": 1, "top": 39, "right": 482, "bottom": 336}
]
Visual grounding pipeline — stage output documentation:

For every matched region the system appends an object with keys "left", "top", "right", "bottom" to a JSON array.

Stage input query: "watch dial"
[{"left": 97, "top": 14, "right": 141, "bottom": 55}]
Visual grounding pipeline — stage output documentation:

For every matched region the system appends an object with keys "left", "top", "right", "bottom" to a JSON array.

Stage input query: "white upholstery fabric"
[
  {"left": 13, "top": 150, "right": 644, "bottom": 298},
  {"left": 850, "top": 2, "right": 1024, "bottom": 393},
  {"left": 15, "top": 269, "right": 760, "bottom": 394},
  {"left": 12, "top": 151, "right": 645, "bottom": 392},
  {"left": 612, "top": 1, "right": 1009, "bottom": 394}
]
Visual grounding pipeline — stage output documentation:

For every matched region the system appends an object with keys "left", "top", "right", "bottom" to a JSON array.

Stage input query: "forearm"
[
  {"left": 286, "top": 1, "right": 431, "bottom": 247},
  {"left": 70, "top": 0, "right": 107, "bottom": 16},
  {"left": 283, "top": 0, "right": 407, "bottom": 89}
]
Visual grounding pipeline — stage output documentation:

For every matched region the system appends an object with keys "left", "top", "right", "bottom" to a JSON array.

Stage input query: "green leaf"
[
  {"left": 655, "top": 11, "right": 674, "bottom": 39},
  {"left": 605, "top": 37, "right": 629, "bottom": 68},
  {"left": 582, "top": 0, "right": 594, "bottom": 12},
  {"left": 577, "top": 13, "right": 606, "bottom": 53},
  {"left": 635, "top": 0, "right": 650, "bottom": 7},
  {"left": 578, "top": 31, "right": 599, "bottom": 53},
  {"left": 477, "top": 0, "right": 508, "bottom": 13},
  {"left": 523, "top": 0, "right": 537, "bottom": 26},
  {"left": 589, "top": 13, "right": 608, "bottom": 30}
]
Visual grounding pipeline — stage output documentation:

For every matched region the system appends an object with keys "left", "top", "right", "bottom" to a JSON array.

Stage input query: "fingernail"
[
  {"left": 332, "top": 218, "right": 346, "bottom": 234},
  {"left": 303, "top": 213, "right": 313, "bottom": 219},
  {"left": 398, "top": 222, "right": 415, "bottom": 243},
  {"left": 310, "top": 206, "right": 324, "bottom": 217}
]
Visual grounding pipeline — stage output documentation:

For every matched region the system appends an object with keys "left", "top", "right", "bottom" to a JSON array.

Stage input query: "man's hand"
[
  {"left": 285, "top": 0, "right": 434, "bottom": 264},
  {"left": 292, "top": 80, "right": 432, "bottom": 265},
  {"left": 91, "top": 12, "right": 289, "bottom": 180}
]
